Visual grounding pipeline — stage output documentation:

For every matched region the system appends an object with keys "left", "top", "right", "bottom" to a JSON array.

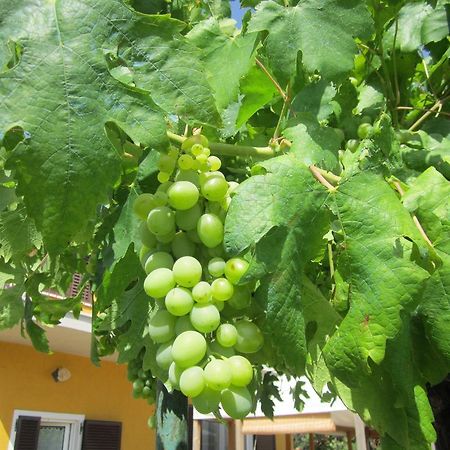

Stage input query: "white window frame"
[{"left": 9, "top": 409, "right": 85, "bottom": 450}]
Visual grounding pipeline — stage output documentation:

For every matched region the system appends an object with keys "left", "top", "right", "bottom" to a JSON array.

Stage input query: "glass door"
[{"left": 37, "top": 422, "right": 71, "bottom": 450}]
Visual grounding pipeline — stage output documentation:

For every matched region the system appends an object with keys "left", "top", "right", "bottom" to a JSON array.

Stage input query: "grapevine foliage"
[{"left": 0, "top": 0, "right": 449, "bottom": 448}]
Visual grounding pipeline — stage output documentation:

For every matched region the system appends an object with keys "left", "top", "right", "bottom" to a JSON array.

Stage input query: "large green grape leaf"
[
  {"left": 187, "top": 18, "right": 256, "bottom": 111},
  {"left": 0, "top": 0, "right": 171, "bottom": 253},
  {"left": 225, "top": 155, "right": 330, "bottom": 374},
  {"left": 323, "top": 172, "right": 429, "bottom": 385},
  {"left": 247, "top": 0, "right": 373, "bottom": 83},
  {"left": 403, "top": 167, "right": 450, "bottom": 365},
  {"left": 0, "top": 284, "right": 24, "bottom": 330}
]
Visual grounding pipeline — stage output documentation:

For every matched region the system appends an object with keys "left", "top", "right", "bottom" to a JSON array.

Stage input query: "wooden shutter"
[
  {"left": 82, "top": 420, "right": 122, "bottom": 450},
  {"left": 14, "top": 416, "right": 41, "bottom": 450}
]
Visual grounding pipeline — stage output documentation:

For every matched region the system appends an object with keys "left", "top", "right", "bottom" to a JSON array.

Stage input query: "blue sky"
[{"left": 230, "top": 0, "right": 248, "bottom": 27}]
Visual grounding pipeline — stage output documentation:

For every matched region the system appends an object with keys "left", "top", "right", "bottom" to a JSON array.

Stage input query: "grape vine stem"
[
  {"left": 167, "top": 131, "right": 276, "bottom": 159},
  {"left": 309, "top": 165, "right": 337, "bottom": 192},
  {"left": 255, "top": 58, "right": 287, "bottom": 101},
  {"left": 393, "top": 181, "right": 433, "bottom": 247}
]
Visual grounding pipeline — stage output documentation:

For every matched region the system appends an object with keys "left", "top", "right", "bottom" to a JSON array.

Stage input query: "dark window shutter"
[
  {"left": 82, "top": 420, "right": 122, "bottom": 450},
  {"left": 14, "top": 416, "right": 41, "bottom": 450}
]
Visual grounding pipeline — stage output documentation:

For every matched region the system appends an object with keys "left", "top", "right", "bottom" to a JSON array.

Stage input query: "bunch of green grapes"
[
  {"left": 132, "top": 135, "right": 264, "bottom": 419},
  {"left": 127, "top": 353, "right": 157, "bottom": 404}
]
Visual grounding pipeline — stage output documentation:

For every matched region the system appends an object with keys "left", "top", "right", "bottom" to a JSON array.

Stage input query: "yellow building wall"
[{"left": 0, "top": 341, "right": 155, "bottom": 450}]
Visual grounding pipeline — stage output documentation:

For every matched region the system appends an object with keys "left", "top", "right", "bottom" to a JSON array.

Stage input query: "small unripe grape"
[
  {"left": 207, "top": 156, "right": 221, "bottom": 171},
  {"left": 221, "top": 386, "right": 253, "bottom": 419},
  {"left": 190, "top": 304, "right": 221, "bottom": 333},
  {"left": 192, "top": 281, "right": 212, "bottom": 303},
  {"left": 201, "top": 177, "right": 229, "bottom": 202},
  {"left": 153, "top": 191, "right": 168, "bottom": 206},
  {"left": 139, "top": 246, "right": 152, "bottom": 266},
  {"left": 346, "top": 139, "right": 359, "bottom": 153},
  {"left": 140, "top": 222, "right": 157, "bottom": 249},
  {"left": 357, "top": 123, "right": 373, "bottom": 139},
  {"left": 187, "top": 229, "right": 202, "bottom": 244},
  {"left": 147, "top": 206, "right": 175, "bottom": 236},
  {"left": 133, "top": 193, "right": 156, "bottom": 220},
  {"left": 178, "top": 154, "right": 194, "bottom": 170},
  {"left": 208, "top": 257, "right": 226, "bottom": 277},
  {"left": 204, "top": 359, "right": 232, "bottom": 391},
  {"left": 171, "top": 232, "right": 196, "bottom": 259},
  {"left": 156, "top": 342, "right": 174, "bottom": 370},
  {"left": 165, "top": 287, "right": 194, "bottom": 316},
  {"left": 192, "top": 387, "right": 221, "bottom": 414},
  {"left": 172, "top": 256, "right": 203, "bottom": 288},
  {"left": 158, "top": 154, "right": 176, "bottom": 173},
  {"left": 156, "top": 229, "right": 176, "bottom": 244},
  {"left": 224, "top": 258, "right": 249, "bottom": 285},
  {"left": 157, "top": 182, "right": 172, "bottom": 193},
  {"left": 168, "top": 362, "right": 183, "bottom": 389},
  {"left": 216, "top": 323, "right": 238, "bottom": 347},
  {"left": 172, "top": 331, "right": 207, "bottom": 367},
  {"left": 144, "top": 251, "right": 174, "bottom": 274},
  {"left": 133, "top": 378, "right": 144, "bottom": 393},
  {"left": 191, "top": 143, "right": 204, "bottom": 156},
  {"left": 148, "top": 310, "right": 176, "bottom": 343},
  {"left": 157, "top": 171, "right": 171, "bottom": 183},
  {"left": 180, "top": 366, "right": 205, "bottom": 398},
  {"left": 234, "top": 320, "right": 264, "bottom": 353},
  {"left": 211, "top": 278, "right": 234, "bottom": 301},
  {"left": 228, "top": 355, "right": 253, "bottom": 386},
  {"left": 144, "top": 268, "right": 175, "bottom": 298},
  {"left": 176, "top": 203, "right": 203, "bottom": 231},
  {"left": 196, "top": 153, "right": 208, "bottom": 164},
  {"left": 167, "top": 181, "right": 199, "bottom": 211},
  {"left": 181, "top": 135, "right": 208, "bottom": 151},
  {"left": 175, "top": 169, "right": 200, "bottom": 187},
  {"left": 197, "top": 214, "right": 224, "bottom": 248}
]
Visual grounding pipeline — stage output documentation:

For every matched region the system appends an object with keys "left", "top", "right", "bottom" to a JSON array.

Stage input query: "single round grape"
[
  {"left": 157, "top": 171, "right": 171, "bottom": 183},
  {"left": 167, "top": 181, "right": 199, "bottom": 211},
  {"left": 187, "top": 229, "right": 202, "bottom": 244},
  {"left": 175, "top": 170, "right": 200, "bottom": 187},
  {"left": 191, "top": 143, "right": 204, "bottom": 156},
  {"left": 168, "top": 362, "right": 183, "bottom": 389},
  {"left": 220, "top": 196, "right": 231, "bottom": 212},
  {"left": 201, "top": 177, "right": 229, "bottom": 202},
  {"left": 192, "top": 387, "right": 221, "bottom": 414},
  {"left": 178, "top": 154, "right": 194, "bottom": 170},
  {"left": 224, "top": 258, "right": 249, "bottom": 285},
  {"left": 228, "top": 285, "right": 252, "bottom": 310},
  {"left": 133, "top": 378, "right": 145, "bottom": 393},
  {"left": 196, "top": 153, "right": 208, "bottom": 164},
  {"left": 158, "top": 153, "right": 177, "bottom": 173},
  {"left": 176, "top": 203, "right": 203, "bottom": 231},
  {"left": 357, "top": 123, "right": 373, "bottom": 139},
  {"left": 153, "top": 191, "right": 168, "bottom": 206},
  {"left": 140, "top": 222, "right": 157, "bottom": 249},
  {"left": 346, "top": 139, "right": 359, "bottom": 153},
  {"left": 141, "top": 385, "right": 154, "bottom": 399},
  {"left": 165, "top": 287, "right": 194, "bottom": 316},
  {"left": 139, "top": 246, "right": 152, "bottom": 266},
  {"left": 208, "top": 257, "right": 226, "bottom": 277},
  {"left": 144, "top": 268, "right": 175, "bottom": 298},
  {"left": 133, "top": 193, "right": 156, "bottom": 220},
  {"left": 234, "top": 320, "right": 264, "bottom": 353},
  {"left": 172, "top": 256, "right": 203, "bottom": 288},
  {"left": 221, "top": 386, "right": 253, "bottom": 419},
  {"left": 197, "top": 214, "right": 224, "bottom": 248},
  {"left": 208, "top": 341, "right": 236, "bottom": 358},
  {"left": 190, "top": 304, "right": 221, "bottom": 333},
  {"left": 181, "top": 135, "right": 209, "bottom": 151},
  {"left": 148, "top": 310, "right": 176, "bottom": 343},
  {"left": 171, "top": 232, "right": 196, "bottom": 259},
  {"left": 157, "top": 181, "right": 172, "bottom": 193},
  {"left": 156, "top": 229, "right": 176, "bottom": 244},
  {"left": 144, "top": 251, "right": 174, "bottom": 274},
  {"left": 207, "top": 155, "right": 221, "bottom": 171},
  {"left": 175, "top": 315, "right": 195, "bottom": 335},
  {"left": 147, "top": 206, "right": 175, "bottom": 236},
  {"left": 204, "top": 359, "right": 232, "bottom": 391},
  {"left": 172, "top": 331, "right": 207, "bottom": 367},
  {"left": 156, "top": 342, "right": 174, "bottom": 370},
  {"left": 216, "top": 324, "right": 238, "bottom": 347},
  {"left": 199, "top": 171, "right": 224, "bottom": 186},
  {"left": 211, "top": 278, "right": 234, "bottom": 301},
  {"left": 180, "top": 366, "right": 205, "bottom": 397},
  {"left": 228, "top": 355, "right": 253, "bottom": 387},
  {"left": 192, "top": 281, "right": 212, "bottom": 303}
]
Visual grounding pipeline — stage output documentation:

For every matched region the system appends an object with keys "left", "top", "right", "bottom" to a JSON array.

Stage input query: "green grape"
[
  {"left": 201, "top": 147, "right": 211, "bottom": 157},
  {"left": 148, "top": 310, "right": 176, "bottom": 343},
  {"left": 168, "top": 362, "right": 183, "bottom": 389},
  {"left": 204, "top": 359, "right": 232, "bottom": 391},
  {"left": 147, "top": 415, "right": 156, "bottom": 429},
  {"left": 180, "top": 366, "right": 205, "bottom": 398},
  {"left": 172, "top": 331, "right": 207, "bottom": 367},
  {"left": 192, "top": 387, "right": 221, "bottom": 414},
  {"left": 168, "top": 146, "right": 179, "bottom": 158},
  {"left": 147, "top": 206, "right": 175, "bottom": 236},
  {"left": 207, "top": 155, "right": 221, "bottom": 171},
  {"left": 167, "top": 181, "right": 199, "bottom": 211},
  {"left": 144, "top": 268, "right": 175, "bottom": 298},
  {"left": 138, "top": 368, "right": 147, "bottom": 379},
  {"left": 214, "top": 300, "right": 225, "bottom": 311},
  {"left": 144, "top": 251, "right": 174, "bottom": 274},
  {"left": 211, "top": 278, "right": 234, "bottom": 301},
  {"left": 196, "top": 153, "right": 208, "bottom": 164},
  {"left": 192, "top": 281, "right": 212, "bottom": 303},
  {"left": 181, "top": 135, "right": 209, "bottom": 151},
  {"left": 175, "top": 203, "right": 203, "bottom": 231},
  {"left": 208, "top": 257, "right": 226, "bottom": 277},
  {"left": 228, "top": 355, "right": 253, "bottom": 387},
  {"left": 140, "top": 222, "right": 157, "bottom": 249},
  {"left": 156, "top": 342, "right": 174, "bottom": 370},
  {"left": 357, "top": 123, "right": 373, "bottom": 139},
  {"left": 178, "top": 154, "right": 194, "bottom": 170},
  {"left": 156, "top": 229, "right": 176, "bottom": 244},
  {"left": 175, "top": 315, "right": 195, "bottom": 335},
  {"left": 187, "top": 229, "right": 202, "bottom": 244},
  {"left": 224, "top": 258, "right": 249, "bottom": 285},
  {"left": 133, "top": 193, "right": 156, "bottom": 220},
  {"left": 208, "top": 340, "right": 236, "bottom": 358},
  {"left": 234, "top": 320, "right": 264, "bottom": 353},
  {"left": 346, "top": 139, "right": 359, "bottom": 152},
  {"left": 157, "top": 171, "right": 171, "bottom": 183},
  {"left": 175, "top": 169, "right": 200, "bottom": 187},
  {"left": 157, "top": 181, "right": 173, "bottom": 193},
  {"left": 197, "top": 213, "right": 224, "bottom": 248},
  {"left": 190, "top": 303, "right": 221, "bottom": 333},
  {"left": 172, "top": 256, "right": 203, "bottom": 288},
  {"left": 142, "top": 386, "right": 154, "bottom": 400},
  {"left": 220, "top": 196, "right": 231, "bottom": 212},
  {"left": 171, "top": 232, "right": 196, "bottom": 259},
  {"left": 139, "top": 246, "right": 153, "bottom": 267},
  {"left": 227, "top": 181, "right": 239, "bottom": 195},
  {"left": 221, "top": 386, "right": 253, "bottom": 419},
  {"left": 153, "top": 191, "right": 168, "bottom": 206},
  {"left": 216, "top": 323, "right": 238, "bottom": 347},
  {"left": 158, "top": 154, "right": 177, "bottom": 173},
  {"left": 133, "top": 378, "right": 145, "bottom": 394},
  {"left": 165, "top": 287, "right": 194, "bottom": 316},
  {"left": 228, "top": 285, "right": 252, "bottom": 310},
  {"left": 201, "top": 177, "right": 229, "bottom": 202},
  {"left": 191, "top": 143, "right": 204, "bottom": 156}
]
